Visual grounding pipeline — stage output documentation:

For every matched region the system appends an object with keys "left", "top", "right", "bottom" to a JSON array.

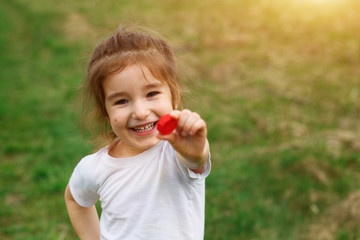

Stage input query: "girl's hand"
[{"left": 157, "top": 109, "right": 209, "bottom": 170}]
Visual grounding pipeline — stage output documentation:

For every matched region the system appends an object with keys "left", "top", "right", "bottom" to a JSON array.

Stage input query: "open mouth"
[{"left": 131, "top": 121, "right": 158, "bottom": 133}]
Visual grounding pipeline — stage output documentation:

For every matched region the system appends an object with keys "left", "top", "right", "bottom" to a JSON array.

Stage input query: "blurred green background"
[{"left": 1, "top": 0, "right": 359, "bottom": 239}]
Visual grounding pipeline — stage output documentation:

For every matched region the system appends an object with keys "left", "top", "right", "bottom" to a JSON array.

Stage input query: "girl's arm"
[
  {"left": 176, "top": 140, "right": 209, "bottom": 174},
  {"left": 64, "top": 185, "right": 100, "bottom": 240},
  {"left": 157, "top": 109, "right": 210, "bottom": 173}
]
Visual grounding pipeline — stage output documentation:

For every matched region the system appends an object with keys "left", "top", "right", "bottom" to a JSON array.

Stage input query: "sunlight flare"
[{"left": 302, "top": 0, "right": 343, "bottom": 5}]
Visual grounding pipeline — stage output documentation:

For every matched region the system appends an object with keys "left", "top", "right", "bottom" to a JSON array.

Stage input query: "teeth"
[{"left": 133, "top": 122, "right": 155, "bottom": 132}]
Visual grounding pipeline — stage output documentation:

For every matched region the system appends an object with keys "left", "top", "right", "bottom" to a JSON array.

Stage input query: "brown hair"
[{"left": 80, "top": 26, "right": 181, "bottom": 144}]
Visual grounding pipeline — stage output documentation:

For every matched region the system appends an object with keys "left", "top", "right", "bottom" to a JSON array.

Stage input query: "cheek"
[
  {"left": 158, "top": 103, "right": 174, "bottom": 115},
  {"left": 108, "top": 117, "right": 118, "bottom": 126},
  {"left": 111, "top": 116, "right": 126, "bottom": 127}
]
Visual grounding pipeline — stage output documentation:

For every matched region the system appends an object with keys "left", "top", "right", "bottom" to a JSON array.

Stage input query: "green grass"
[{"left": 1, "top": 0, "right": 360, "bottom": 239}]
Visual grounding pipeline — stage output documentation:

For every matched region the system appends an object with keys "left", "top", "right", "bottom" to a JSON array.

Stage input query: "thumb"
[{"left": 156, "top": 132, "right": 177, "bottom": 145}]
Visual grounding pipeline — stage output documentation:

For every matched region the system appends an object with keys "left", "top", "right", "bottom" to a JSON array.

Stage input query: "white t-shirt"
[{"left": 69, "top": 140, "right": 211, "bottom": 240}]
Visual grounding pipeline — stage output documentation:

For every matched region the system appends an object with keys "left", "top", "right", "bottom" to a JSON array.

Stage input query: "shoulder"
[
  {"left": 77, "top": 147, "right": 107, "bottom": 169},
  {"left": 68, "top": 147, "right": 109, "bottom": 207},
  {"left": 73, "top": 146, "right": 110, "bottom": 184}
]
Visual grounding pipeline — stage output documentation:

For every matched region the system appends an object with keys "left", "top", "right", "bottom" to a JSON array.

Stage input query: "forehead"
[{"left": 103, "top": 64, "right": 167, "bottom": 94}]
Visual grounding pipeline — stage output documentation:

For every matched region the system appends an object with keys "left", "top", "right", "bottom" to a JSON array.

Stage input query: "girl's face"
[{"left": 103, "top": 64, "right": 174, "bottom": 158}]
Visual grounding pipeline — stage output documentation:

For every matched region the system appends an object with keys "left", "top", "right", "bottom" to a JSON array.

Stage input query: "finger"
[
  {"left": 176, "top": 109, "right": 191, "bottom": 135},
  {"left": 176, "top": 109, "right": 191, "bottom": 127},
  {"left": 181, "top": 112, "right": 201, "bottom": 136},
  {"left": 169, "top": 110, "right": 181, "bottom": 119},
  {"left": 177, "top": 110, "right": 200, "bottom": 137},
  {"left": 189, "top": 118, "right": 207, "bottom": 136}
]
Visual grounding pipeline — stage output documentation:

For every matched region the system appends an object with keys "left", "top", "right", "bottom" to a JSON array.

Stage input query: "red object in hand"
[{"left": 157, "top": 114, "right": 178, "bottom": 135}]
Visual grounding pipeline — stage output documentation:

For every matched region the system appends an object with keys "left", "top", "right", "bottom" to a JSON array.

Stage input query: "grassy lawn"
[{"left": 1, "top": 0, "right": 359, "bottom": 239}]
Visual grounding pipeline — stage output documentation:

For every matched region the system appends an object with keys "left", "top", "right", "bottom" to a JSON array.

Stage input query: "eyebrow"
[
  {"left": 144, "top": 82, "right": 164, "bottom": 90},
  {"left": 107, "top": 92, "right": 126, "bottom": 102},
  {"left": 107, "top": 82, "right": 165, "bottom": 101}
]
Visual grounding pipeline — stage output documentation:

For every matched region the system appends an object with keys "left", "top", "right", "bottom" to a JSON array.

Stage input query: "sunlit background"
[{"left": 1, "top": 0, "right": 359, "bottom": 239}]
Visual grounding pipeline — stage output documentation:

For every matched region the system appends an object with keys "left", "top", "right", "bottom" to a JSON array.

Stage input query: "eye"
[
  {"left": 115, "top": 99, "right": 128, "bottom": 105},
  {"left": 147, "top": 91, "right": 160, "bottom": 98}
]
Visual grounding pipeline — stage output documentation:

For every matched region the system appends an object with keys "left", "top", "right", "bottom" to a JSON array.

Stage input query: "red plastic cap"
[{"left": 157, "top": 114, "right": 178, "bottom": 135}]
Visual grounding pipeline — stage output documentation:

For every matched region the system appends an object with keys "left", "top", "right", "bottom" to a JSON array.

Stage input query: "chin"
[{"left": 140, "top": 138, "right": 161, "bottom": 149}]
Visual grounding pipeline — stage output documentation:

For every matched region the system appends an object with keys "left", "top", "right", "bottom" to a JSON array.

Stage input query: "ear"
[
  {"left": 174, "top": 101, "right": 181, "bottom": 110},
  {"left": 173, "top": 98, "right": 180, "bottom": 110},
  {"left": 173, "top": 92, "right": 181, "bottom": 110}
]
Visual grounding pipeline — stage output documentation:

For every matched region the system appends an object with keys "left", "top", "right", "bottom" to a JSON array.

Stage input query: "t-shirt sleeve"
[
  {"left": 186, "top": 153, "right": 211, "bottom": 180},
  {"left": 68, "top": 158, "right": 99, "bottom": 207},
  {"left": 174, "top": 150, "right": 212, "bottom": 180}
]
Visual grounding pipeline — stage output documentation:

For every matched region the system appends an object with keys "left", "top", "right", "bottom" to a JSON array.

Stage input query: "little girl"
[{"left": 64, "top": 26, "right": 211, "bottom": 240}]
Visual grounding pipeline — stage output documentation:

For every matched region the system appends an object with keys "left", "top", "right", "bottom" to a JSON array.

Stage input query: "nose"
[{"left": 131, "top": 100, "right": 150, "bottom": 120}]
